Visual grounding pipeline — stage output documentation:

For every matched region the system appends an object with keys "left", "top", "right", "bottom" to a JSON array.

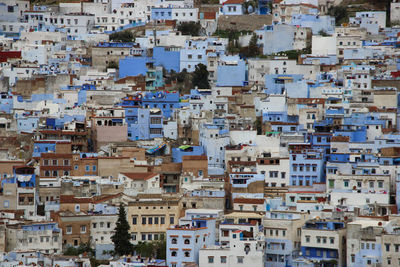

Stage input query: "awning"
[{"left": 146, "top": 143, "right": 166, "bottom": 154}]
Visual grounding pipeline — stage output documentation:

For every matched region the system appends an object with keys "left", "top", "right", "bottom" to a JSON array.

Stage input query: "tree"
[
  {"left": 64, "top": 242, "right": 95, "bottom": 257},
  {"left": 192, "top": 64, "right": 210, "bottom": 89},
  {"left": 177, "top": 22, "right": 201, "bottom": 36},
  {"left": 106, "top": 61, "right": 119, "bottom": 69},
  {"left": 328, "top": 6, "right": 348, "bottom": 26},
  {"left": 242, "top": 33, "right": 260, "bottom": 58},
  {"left": 109, "top": 30, "right": 134, "bottom": 42},
  {"left": 133, "top": 235, "right": 166, "bottom": 259},
  {"left": 111, "top": 204, "right": 133, "bottom": 256}
]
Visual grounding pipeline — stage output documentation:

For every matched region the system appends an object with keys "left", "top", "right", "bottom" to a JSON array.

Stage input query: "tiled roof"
[
  {"left": 331, "top": 136, "right": 350, "bottom": 142},
  {"left": 223, "top": 0, "right": 244, "bottom": 5},
  {"left": 60, "top": 195, "right": 93, "bottom": 203},
  {"left": 201, "top": 12, "right": 216, "bottom": 20},
  {"left": 121, "top": 172, "right": 158, "bottom": 180},
  {"left": 182, "top": 155, "right": 207, "bottom": 160},
  {"left": 234, "top": 198, "right": 265, "bottom": 204}
]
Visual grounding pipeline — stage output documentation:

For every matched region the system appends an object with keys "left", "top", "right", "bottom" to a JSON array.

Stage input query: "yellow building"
[{"left": 126, "top": 194, "right": 182, "bottom": 243}]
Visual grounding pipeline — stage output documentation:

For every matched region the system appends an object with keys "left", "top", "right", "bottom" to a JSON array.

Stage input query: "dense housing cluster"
[{"left": 1, "top": 0, "right": 400, "bottom": 266}]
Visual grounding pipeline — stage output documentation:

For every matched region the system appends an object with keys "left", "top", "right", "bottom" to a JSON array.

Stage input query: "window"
[
  {"left": 81, "top": 225, "right": 86, "bottom": 233},
  {"left": 171, "top": 251, "right": 177, "bottom": 257},
  {"left": 142, "top": 217, "right": 146, "bottom": 225},
  {"left": 132, "top": 217, "right": 137, "bottom": 225},
  {"left": 171, "top": 238, "right": 177, "bottom": 244},
  {"left": 66, "top": 226, "right": 72, "bottom": 234},
  {"left": 351, "top": 254, "right": 355, "bottom": 263},
  {"left": 344, "top": 180, "right": 349, "bottom": 187},
  {"left": 317, "top": 236, "right": 321, "bottom": 243},
  {"left": 330, "top": 237, "right": 334, "bottom": 244},
  {"left": 306, "top": 236, "right": 310, "bottom": 243},
  {"left": 92, "top": 165, "right": 97, "bottom": 171},
  {"left": 44, "top": 159, "right": 49, "bottom": 166},
  {"left": 208, "top": 256, "right": 214, "bottom": 263},
  {"left": 148, "top": 217, "right": 153, "bottom": 224},
  {"left": 170, "top": 217, "right": 174, "bottom": 224},
  {"left": 52, "top": 159, "right": 58, "bottom": 166},
  {"left": 85, "top": 165, "right": 90, "bottom": 171},
  {"left": 386, "top": 243, "right": 391, "bottom": 252},
  {"left": 184, "top": 251, "right": 190, "bottom": 257},
  {"left": 64, "top": 159, "right": 69, "bottom": 166},
  {"left": 161, "top": 217, "right": 165, "bottom": 224},
  {"left": 221, "top": 256, "right": 227, "bottom": 263},
  {"left": 237, "top": 256, "right": 244, "bottom": 263},
  {"left": 154, "top": 217, "right": 159, "bottom": 224}
]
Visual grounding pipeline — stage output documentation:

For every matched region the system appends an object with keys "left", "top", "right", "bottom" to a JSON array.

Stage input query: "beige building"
[
  {"left": 264, "top": 211, "right": 308, "bottom": 265},
  {"left": 126, "top": 195, "right": 181, "bottom": 243},
  {"left": 90, "top": 44, "right": 136, "bottom": 71}
]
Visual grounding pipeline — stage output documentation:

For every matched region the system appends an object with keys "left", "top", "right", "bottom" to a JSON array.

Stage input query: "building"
[
  {"left": 199, "top": 229, "right": 265, "bottom": 266},
  {"left": 297, "top": 219, "right": 346, "bottom": 267},
  {"left": 166, "top": 218, "right": 216, "bottom": 267}
]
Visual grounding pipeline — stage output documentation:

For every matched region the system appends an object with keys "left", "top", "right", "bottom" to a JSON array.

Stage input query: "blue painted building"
[
  {"left": 216, "top": 56, "right": 247, "bottom": 86},
  {"left": 126, "top": 108, "right": 163, "bottom": 141},
  {"left": 122, "top": 91, "right": 180, "bottom": 140},
  {"left": 151, "top": 7, "right": 172, "bottom": 20},
  {"left": 290, "top": 14, "right": 335, "bottom": 34},
  {"left": 2, "top": 166, "right": 36, "bottom": 188},
  {"left": 172, "top": 146, "right": 205, "bottom": 163},
  {"left": 0, "top": 93, "right": 13, "bottom": 113},
  {"left": 289, "top": 144, "right": 325, "bottom": 186},
  {"left": 265, "top": 74, "right": 308, "bottom": 97},
  {"left": 119, "top": 46, "right": 180, "bottom": 79},
  {"left": 299, "top": 219, "right": 346, "bottom": 267},
  {"left": 119, "top": 56, "right": 152, "bottom": 78},
  {"left": 153, "top": 46, "right": 180, "bottom": 73}
]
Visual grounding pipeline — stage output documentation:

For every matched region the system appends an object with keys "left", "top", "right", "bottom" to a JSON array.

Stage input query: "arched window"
[
  {"left": 184, "top": 239, "right": 190, "bottom": 244},
  {"left": 171, "top": 238, "right": 177, "bottom": 244},
  {"left": 184, "top": 251, "right": 190, "bottom": 257},
  {"left": 171, "top": 251, "right": 177, "bottom": 257},
  {"left": 44, "top": 171, "right": 50, "bottom": 177}
]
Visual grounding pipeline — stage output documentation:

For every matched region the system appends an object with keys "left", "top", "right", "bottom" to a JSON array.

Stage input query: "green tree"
[
  {"left": 177, "top": 22, "right": 202, "bottom": 36},
  {"left": 111, "top": 204, "right": 133, "bottom": 256},
  {"left": 192, "top": 64, "right": 210, "bottom": 89},
  {"left": 133, "top": 235, "right": 166, "bottom": 259},
  {"left": 328, "top": 6, "right": 348, "bottom": 26},
  {"left": 154, "top": 235, "right": 166, "bottom": 259},
  {"left": 64, "top": 242, "right": 95, "bottom": 256},
  {"left": 110, "top": 30, "right": 134, "bottom": 42},
  {"left": 242, "top": 33, "right": 260, "bottom": 58},
  {"left": 106, "top": 60, "right": 119, "bottom": 69}
]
